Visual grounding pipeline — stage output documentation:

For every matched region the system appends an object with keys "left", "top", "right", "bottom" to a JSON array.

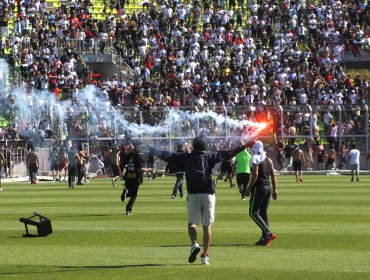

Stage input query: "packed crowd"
[{"left": 0, "top": 0, "right": 369, "bottom": 144}]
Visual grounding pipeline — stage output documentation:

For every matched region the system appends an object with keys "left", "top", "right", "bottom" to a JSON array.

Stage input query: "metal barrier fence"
[{"left": 0, "top": 146, "right": 52, "bottom": 177}]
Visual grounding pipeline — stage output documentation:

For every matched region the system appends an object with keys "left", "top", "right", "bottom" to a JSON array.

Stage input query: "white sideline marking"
[{"left": 2, "top": 225, "right": 370, "bottom": 231}]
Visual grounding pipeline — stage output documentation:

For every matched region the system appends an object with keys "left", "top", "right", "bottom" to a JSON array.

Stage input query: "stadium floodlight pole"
[{"left": 337, "top": 105, "right": 342, "bottom": 148}]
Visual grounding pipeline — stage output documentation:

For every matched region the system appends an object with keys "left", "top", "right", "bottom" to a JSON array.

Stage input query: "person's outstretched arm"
[{"left": 149, "top": 146, "right": 175, "bottom": 162}]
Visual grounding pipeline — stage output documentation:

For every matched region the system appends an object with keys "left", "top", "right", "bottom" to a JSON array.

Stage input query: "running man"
[
  {"left": 234, "top": 145, "right": 251, "bottom": 200},
  {"left": 121, "top": 142, "right": 152, "bottom": 215},
  {"left": 56, "top": 148, "right": 68, "bottom": 182},
  {"left": 244, "top": 141, "right": 278, "bottom": 246},
  {"left": 110, "top": 145, "right": 121, "bottom": 188},
  {"left": 150, "top": 136, "right": 254, "bottom": 265}
]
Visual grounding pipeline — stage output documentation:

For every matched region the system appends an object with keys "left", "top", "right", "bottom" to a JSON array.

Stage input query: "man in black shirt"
[
  {"left": 245, "top": 141, "right": 278, "bottom": 246},
  {"left": 150, "top": 136, "right": 253, "bottom": 265},
  {"left": 121, "top": 142, "right": 152, "bottom": 215}
]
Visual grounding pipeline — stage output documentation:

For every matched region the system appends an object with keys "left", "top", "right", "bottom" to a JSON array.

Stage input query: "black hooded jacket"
[{"left": 150, "top": 144, "right": 248, "bottom": 194}]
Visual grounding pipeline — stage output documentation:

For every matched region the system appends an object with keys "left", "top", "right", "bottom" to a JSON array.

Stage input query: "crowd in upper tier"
[{"left": 0, "top": 0, "right": 369, "bottom": 142}]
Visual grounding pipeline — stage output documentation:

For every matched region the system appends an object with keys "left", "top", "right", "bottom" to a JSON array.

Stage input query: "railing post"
[
  {"left": 337, "top": 105, "right": 342, "bottom": 148},
  {"left": 308, "top": 105, "right": 313, "bottom": 138},
  {"left": 279, "top": 105, "right": 284, "bottom": 140},
  {"left": 365, "top": 105, "right": 369, "bottom": 156},
  {"left": 223, "top": 105, "right": 228, "bottom": 142}
]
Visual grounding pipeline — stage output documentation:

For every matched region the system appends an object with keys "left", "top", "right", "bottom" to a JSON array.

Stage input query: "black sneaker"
[{"left": 255, "top": 238, "right": 266, "bottom": 246}]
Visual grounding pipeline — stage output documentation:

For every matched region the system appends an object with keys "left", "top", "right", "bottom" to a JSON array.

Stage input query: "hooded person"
[
  {"left": 245, "top": 141, "right": 278, "bottom": 246},
  {"left": 250, "top": 140, "right": 266, "bottom": 165},
  {"left": 149, "top": 135, "right": 255, "bottom": 265}
]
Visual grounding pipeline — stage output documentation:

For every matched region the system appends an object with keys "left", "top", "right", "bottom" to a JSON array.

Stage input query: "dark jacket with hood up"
[{"left": 150, "top": 144, "right": 248, "bottom": 194}]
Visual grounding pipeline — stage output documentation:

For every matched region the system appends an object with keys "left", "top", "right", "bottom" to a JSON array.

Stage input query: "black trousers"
[
  {"left": 249, "top": 184, "right": 271, "bottom": 239},
  {"left": 68, "top": 165, "right": 77, "bottom": 185},
  {"left": 237, "top": 173, "right": 250, "bottom": 196},
  {"left": 77, "top": 164, "right": 84, "bottom": 183},
  {"left": 28, "top": 164, "right": 38, "bottom": 183},
  {"left": 172, "top": 172, "right": 184, "bottom": 197},
  {"left": 125, "top": 181, "right": 139, "bottom": 212}
]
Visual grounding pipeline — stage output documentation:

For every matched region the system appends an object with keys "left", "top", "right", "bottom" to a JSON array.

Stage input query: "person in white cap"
[{"left": 245, "top": 141, "right": 278, "bottom": 246}]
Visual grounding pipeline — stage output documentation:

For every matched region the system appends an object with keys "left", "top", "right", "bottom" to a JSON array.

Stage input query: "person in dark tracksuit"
[
  {"left": 168, "top": 144, "right": 187, "bottom": 199},
  {"left": 68, "top": 147, "right": 78, "bottom": 189},
  {"left": 150, "top": 136, "right": 254, "bottom": 265},
  {"left": 245, "top": 141, "right": 278, "bottom": 246},
  {"left": 121, "top": 142, "right": 152, "bottom": 215}
]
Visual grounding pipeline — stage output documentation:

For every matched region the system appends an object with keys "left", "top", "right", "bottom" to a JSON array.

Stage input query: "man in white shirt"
[{"left": 348, "top": 144, "right": 360, "bottom": 181}]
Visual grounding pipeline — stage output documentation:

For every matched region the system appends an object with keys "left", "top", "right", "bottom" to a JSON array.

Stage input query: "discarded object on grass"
[{"left": 19, "top": 213, "right": 53, "bottom": 237}]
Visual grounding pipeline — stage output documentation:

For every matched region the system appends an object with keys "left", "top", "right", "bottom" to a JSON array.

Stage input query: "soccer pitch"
[{"left": 0, "top": 175, "right": 369, "bottom": 280}]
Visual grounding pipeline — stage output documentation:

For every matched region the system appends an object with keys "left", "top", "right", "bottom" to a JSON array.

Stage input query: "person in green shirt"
[{"left": 234, "top": 146, "right": 251, "bottom": 200}]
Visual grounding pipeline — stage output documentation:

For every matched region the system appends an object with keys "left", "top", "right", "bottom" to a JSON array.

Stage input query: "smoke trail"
[{"left": 1, "top": 59, "right": 266, "bottom": 142}]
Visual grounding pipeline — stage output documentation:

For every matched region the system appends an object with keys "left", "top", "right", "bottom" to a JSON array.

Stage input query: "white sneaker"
[
  {"left": 0, "top": 187, "right": 3, "bottom": 192},
  {"left": 188, "top": 243, "right": 200, "bottom": 263},
  {"left": 201, "top": 255, "right": 209, "bottom": 265},
  {"left": 112, "top": 178, "right": 116, "bottom": 188}
]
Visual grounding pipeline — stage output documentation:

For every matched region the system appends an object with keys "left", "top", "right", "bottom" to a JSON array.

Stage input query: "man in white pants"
[{"left": 348, "top": 144, "right": 360, "bottom": 182}]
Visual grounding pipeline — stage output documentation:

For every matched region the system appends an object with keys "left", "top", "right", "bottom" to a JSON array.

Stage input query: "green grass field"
[{"left": 1, "top": 175, "right": 370, "bottom": 280}]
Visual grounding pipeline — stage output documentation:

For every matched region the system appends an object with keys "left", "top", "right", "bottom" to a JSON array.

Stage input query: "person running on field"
[
  {"left": 67, "top": 147, "right": 79, "bottom": 189},
  {"left": 150, "top": 136, "right": 254, "bottom": 265},
  {"left": 121, "top": 142, "right": 152, "bottom": 215},
  {"left": 234, "top": 144, "right": 251, "bottom": 200},
  {"left": 168, "top": 144, "right": 187, "bottom": 199},
  {"left": 56, "top": 148, "right": 68, "bottom": 182},
  {"left": 110, "top": 145, "right": 121, "bottom": 188},
  {"left": 244, "top": 141, "right": 278, "bottom": 246}
]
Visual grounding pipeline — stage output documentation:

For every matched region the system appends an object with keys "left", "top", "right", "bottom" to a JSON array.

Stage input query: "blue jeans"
[{"left": 172, "top": 172, "right": 185, "bottom": 197}]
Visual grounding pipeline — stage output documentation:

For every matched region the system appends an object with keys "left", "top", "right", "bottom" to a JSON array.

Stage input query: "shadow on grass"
[
  {"left": 56, "top": 214, "right": 110, "bottom": 217},
  {"left": 212, "top": 243, "right": 255, "bottom": 247},
  {"left": 60, "top": 264, "right": 166, "bottom": 269},
  {"left": 162, "top": 243, "right": 255, "bottom": 247},
  {"left": 0, "top": 264, "right": 167, "bottom": 275}
]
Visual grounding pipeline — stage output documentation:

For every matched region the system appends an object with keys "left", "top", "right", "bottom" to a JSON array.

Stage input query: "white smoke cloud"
[{"left": 1, "top": 59, "right": 266, "bottom": 142}]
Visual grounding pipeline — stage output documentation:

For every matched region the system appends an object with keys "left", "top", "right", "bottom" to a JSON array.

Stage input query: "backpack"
[{"left": 185, "top": 155, "right": 210, "bottom": 193}]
